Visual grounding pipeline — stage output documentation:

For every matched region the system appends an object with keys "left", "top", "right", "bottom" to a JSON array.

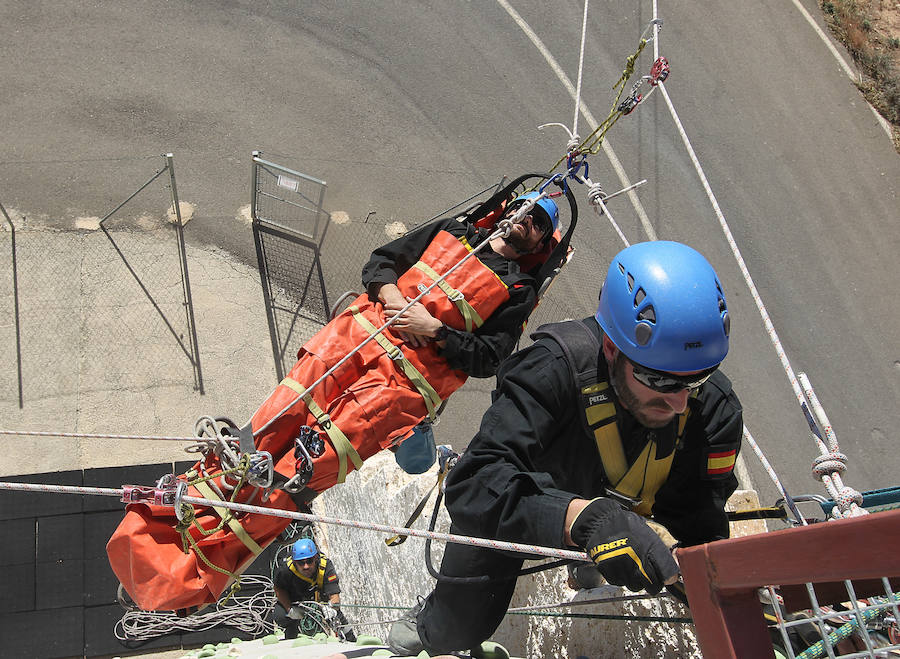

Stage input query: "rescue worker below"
[
  {"left": 388, "top": 240, "right": 743, "bottom": 656},
  {"left": 273, "top": 538, "right": 355, "bottom": 641}
]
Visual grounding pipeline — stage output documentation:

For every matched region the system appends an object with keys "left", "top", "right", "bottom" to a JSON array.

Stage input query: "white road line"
[
  {"left": 789, "top": 0, "right": 893, "bottom": 138},
  {"left": 495, "top": 0, "right": 658, "bottom": 241}
]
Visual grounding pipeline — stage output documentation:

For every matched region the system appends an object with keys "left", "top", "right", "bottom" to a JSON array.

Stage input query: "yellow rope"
[
  {"left": 548, "top": 38, "right": 649, "bottom": 174},
  {"left": 172, "top": 454, "right": 256, "bottom": 591}
]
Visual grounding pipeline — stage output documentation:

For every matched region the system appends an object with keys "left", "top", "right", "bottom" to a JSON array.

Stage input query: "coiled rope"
[{"left": 115, "top": 574, "right": 275, "bottom": 643}]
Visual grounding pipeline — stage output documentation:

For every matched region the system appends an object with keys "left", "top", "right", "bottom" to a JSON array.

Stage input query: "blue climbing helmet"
[
  {"left": 595, "top": 241, "right": 730, "bottom": 372},
  {"left": 512, "top": 191, "right": 559, "bottom": 241},
  {"left": 291, "top": 538, "right": 318, "bottom": 561}
]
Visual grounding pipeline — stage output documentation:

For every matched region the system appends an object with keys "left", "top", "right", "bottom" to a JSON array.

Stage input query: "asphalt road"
[{"left": 2, "top": 0, "right": 898, "bottom": 506}]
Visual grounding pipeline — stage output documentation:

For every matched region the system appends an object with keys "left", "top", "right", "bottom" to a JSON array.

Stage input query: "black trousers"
[
  {"left": 417, "top": 534, "right": 525, "bottom": 653},
  {"left": 274, "top": 603, "right": 301, "bottom": 639}
]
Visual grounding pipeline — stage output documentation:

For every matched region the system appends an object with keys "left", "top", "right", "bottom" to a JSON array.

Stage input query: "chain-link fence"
[{"left": 0, "top": 155, "right": 203, "bottom": 407}]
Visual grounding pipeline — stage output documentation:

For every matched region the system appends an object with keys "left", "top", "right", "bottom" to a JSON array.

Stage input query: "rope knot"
[{"left": 811, "top": 452, "right": 847, "bottom": 478}]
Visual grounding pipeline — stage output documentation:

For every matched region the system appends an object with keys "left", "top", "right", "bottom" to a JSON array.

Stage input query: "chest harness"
[
  {"left": 532, "top": 320, "right": 694, "bottom": 516},
  {"left": 287, "top": 555, "right": 329, "bottom": 601}
]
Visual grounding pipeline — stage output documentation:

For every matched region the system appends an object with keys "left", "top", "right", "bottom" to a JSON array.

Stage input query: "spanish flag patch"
[
  {"left": 707, "top": 449, "right": 737, "bottom": 475},
  {"left": 327, "top": 574, "right": 337, "bottom": 582}
]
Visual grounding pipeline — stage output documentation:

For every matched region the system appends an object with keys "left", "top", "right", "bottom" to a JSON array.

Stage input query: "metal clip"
[
  {"left": 121, "top": 476, "right": 188, "bottom": 521},
  {"left": 247, "top": 451, "right": 274, "bottom": 489},
  {"left": 604, "top": 487, "right": 642, "bottom": 508},
  {"left": 617, "top": 93, "right": 642, "bottom": 115},
  {"left": 437, "top": 445, "right": 460, "bottom": 474},
  {"left": 284, "top": 427, "right": 326, "bottom": 493}
]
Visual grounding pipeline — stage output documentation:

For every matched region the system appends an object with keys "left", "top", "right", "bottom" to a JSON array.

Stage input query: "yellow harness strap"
[
  {"left": 192, "top": 478, "right": 263, "bottom": 556},
  {"left": 412, "top": 261, "right": 484, "bottom": 332},
  {"left": 349, "top": 306, "right": 443, "bottom": 421},
  {"left": 281, "top": 377, "right": 363, "bottom": 484},
  {"left": 584, "top": 383, "right": 693, "bottom": 516},
  {"left": 287, "top": 556, "right": 328, "bottom": 601}
]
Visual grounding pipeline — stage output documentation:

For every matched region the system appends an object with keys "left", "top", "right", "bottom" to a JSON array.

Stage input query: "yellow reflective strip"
[
  {"left": 594, "top": 423, "right": 629, "bottom": 484},
  {"left": 193, "top": 479, "right": 263, "bottom": 556},
  {"left": 585, "top": 402, "right": 616, "bottom": 427},
  {"left": 281, "top": 377, "right": 363, "bottom": 484},
  {"left": 288, "top": 559, "right": 316, "bottom": 584},
  {"left": 708, "top": 455, "right": 736, "bottom": 470},
  {"left": 458, "top": 236, "right": 474, "bottom": 252},
  {"left": 591, "top": 546, "right": 650, "bottom": 582},
  {"left": 412, "top": 261, "right": 483, "bottom": 332},
  {"left": 349, "top": 308, "right": 442, "bottom": 421}
]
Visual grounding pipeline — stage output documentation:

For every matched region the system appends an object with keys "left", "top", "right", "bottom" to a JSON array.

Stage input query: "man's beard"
[
  {"left": 503, "top": 229, "right": 537, "bottom": 254},
  {"left": 612, "top": 354, "right": 676, "bottom": 429}
]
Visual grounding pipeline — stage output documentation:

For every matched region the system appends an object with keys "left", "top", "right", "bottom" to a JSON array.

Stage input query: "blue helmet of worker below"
[
  {"left": 291, "top": 538, "right": 318, "bottom": 561},
  {"left": 595, "top": 241, "right": 730, "bottom": 372},
  {"left": 512, "top": 191, "right": 559, "bottom": 241}
]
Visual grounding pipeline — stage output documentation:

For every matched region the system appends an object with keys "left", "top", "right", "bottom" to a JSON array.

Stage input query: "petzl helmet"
[
  {"left": 512, "top": 191, "right": 559, "bottom": 240},
  {"left": 291, "top": 538, "right": 318, "bottom": 561},
  {"left": 595, "top": 241, "right": 730, "bottom": 372}
]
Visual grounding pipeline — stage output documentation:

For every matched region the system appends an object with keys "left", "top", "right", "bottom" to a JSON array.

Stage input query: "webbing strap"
[
  {"left": 349, "top": 306, "right": 442, "bottom": 421},
  {"left": 412, "top": 261, "right": 483, "bottom": 332},
  {"left": 280, "top": 377, "right": 363, "bottom": 484},
  {"left": 593, "top": 397, "right": 693, "bottom": 516},
  {"left": 287, "top": 556, "right": 327, "bottom": 593},
  {"left": 192, "top": 479, "right": 263, "bottom": 556}
]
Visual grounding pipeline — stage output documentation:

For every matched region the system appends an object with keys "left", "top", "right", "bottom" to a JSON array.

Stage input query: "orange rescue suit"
[{"left": 107, "top": 229, "right": 514, "bottom": 612}]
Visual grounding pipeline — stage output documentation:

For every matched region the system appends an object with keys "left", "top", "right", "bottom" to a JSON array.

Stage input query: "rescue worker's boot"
[{"left": 387, "top": 599, "right": 427, "bottom": 655}]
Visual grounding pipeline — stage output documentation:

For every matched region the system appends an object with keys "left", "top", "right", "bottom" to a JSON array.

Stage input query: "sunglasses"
[
  {"left": 626, "top": 356, "right": 718, "bottom": 393},
  {"left": 296, "top": 557, "right": 317, "bottom": 566}
]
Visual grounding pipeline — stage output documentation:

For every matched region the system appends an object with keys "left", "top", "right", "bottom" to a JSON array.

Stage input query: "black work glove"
[{"left": 569, "top": 498, "right": 679, "bottom": 595}]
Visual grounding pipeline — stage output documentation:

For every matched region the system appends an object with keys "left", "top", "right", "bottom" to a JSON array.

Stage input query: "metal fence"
[
  {"left": 250, "top": 153, "right": 332, "bottom": 382},
  {"left": 680, "top": 509, "right": 900, "bottom": 658},
  {"left": 0, "top": 154, "right": 203, "bottom": 407}
]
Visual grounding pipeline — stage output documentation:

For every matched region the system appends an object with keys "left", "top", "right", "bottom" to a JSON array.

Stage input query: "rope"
[
  {"left": 115, "top": 574, "right": 275, "bottom": 644},
  {"left": 336, "top": 599, "right": 692, "bottom": 625},
  {"left": 0, "top": 429, "right": 198, "bottom": 442},
  {"left": 0, "top": 480, "right": 592, "bottom": 564},
  {"left": 653, "top": 71, "right": 847, "bottom": 519},
  {"left": 571, "top": 0, "right": 590, "bottom": 142}
]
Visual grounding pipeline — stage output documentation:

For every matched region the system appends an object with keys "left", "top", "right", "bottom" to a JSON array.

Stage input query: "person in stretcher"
[{"left": 108, "top": 184, "right": 570, "bottom": 613}]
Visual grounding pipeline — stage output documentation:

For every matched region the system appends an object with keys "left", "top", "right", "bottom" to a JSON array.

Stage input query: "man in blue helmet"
[
  {"left": 389, "top": 241, "right": 743, "bottom": 656},
  {"left": 273, "top": 538, "right": 355, "bottom": 641}
]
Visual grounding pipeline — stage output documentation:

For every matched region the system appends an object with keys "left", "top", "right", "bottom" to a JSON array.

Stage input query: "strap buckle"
[{"left": 604, "top": 487, "right": 642, "bottom": 508}]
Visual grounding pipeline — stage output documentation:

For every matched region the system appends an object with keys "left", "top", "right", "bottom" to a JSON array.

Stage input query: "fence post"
[
  {"left": 165, "top": 153, "right": 204, "bottom": 394},
  {"left": 1, "top": 201, "right": 23, "bottom": 408}
]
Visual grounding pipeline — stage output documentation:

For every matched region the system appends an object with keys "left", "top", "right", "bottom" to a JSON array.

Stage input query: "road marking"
[
  {"left": 494, "top": 0, "right": 658, "bottom": 241},
  {"left": 789, "top": 0, "right": 893, "bottom": 138}
]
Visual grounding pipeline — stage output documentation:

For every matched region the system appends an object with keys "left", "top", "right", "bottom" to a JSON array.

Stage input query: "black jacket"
[
  {"left": 444, "top": 317, "right": 743, "bottom": 549},
  {"left": 361, "top": 218, "right": 538, "bottom": 378}
]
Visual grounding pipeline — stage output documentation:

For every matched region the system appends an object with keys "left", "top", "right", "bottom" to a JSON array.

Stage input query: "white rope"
[
  {"left": 571, "top": 0, "right": 590, "bottom": 141},
  {"left": 0, "top": 429, "right": 197, "bottom": 442},
  {"left": 115, "top": 574, "right": 275, "bottom": 642},
  {"left": 0, "top": 480, "right": 592, "bottom": 563},
  {"left": 653, "top": 77, "right": 853, "bottom": 511},
  {"left": 800, "top": 373, "right": 866, "bottom": 519}
]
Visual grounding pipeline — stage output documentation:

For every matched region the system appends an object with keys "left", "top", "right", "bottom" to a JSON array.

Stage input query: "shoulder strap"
[{"left": 530, "top": 319, "right": 604, "bottom": 440}]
